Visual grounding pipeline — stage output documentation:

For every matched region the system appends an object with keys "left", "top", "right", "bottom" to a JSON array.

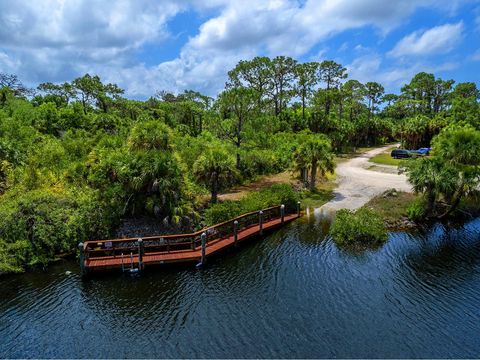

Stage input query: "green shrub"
[
  {"left": 0, "top": 187, "right": 115, "bottom": 273},
  {"left": 406, "top": 198, "right": 426, "bottom": 221},
  {"left": 203, "top": 201, "right": 243, "bottom": 225},
  {"left": 330, "top": 208, "right": 387, "bottom": 246},
  {"left": 204, "top": 184, "right": 299, "bottom": 225},
  {"left": 239, "top": 149, "right": 280, "bottom": 178}
]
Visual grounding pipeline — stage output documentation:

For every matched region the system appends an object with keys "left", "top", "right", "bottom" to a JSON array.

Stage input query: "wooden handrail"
[
  {"left": 81, "top": 204, "right": 297, "bottom": 262},
  {"left": 84, "top": 205, "right": 284, "bottom": 247}
]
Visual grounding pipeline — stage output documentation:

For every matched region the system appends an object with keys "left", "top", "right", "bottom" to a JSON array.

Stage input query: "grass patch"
[
  {"left": 217, "top": 171, "right": 297, "bottom": 202},
  {"left": 335, "top": 146, "right": 377, "bottom": 163},
  {"left": 369, "top": 148, "right": 405, "bottom": 166},
  {"left": 204, "top": 184, "right": 299, "bottom": 225},
  {"left": 301, "top": 189, "right": 334, "bottom": 208},
  {"left": 364, "top": 190, "right": 419, "bottom": 225},
  {"left": 301, "top": 173, "right": 336, "bottom": 208}
]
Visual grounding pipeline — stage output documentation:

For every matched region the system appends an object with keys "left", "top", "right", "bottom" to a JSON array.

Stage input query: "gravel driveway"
[{"left": 318, "top": 145, "right": 412, "bottom": 213}]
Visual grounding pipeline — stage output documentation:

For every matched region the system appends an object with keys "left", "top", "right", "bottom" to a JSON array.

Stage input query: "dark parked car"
[{"left": 391, "top": 149, "right": 411, "bottom": 159}]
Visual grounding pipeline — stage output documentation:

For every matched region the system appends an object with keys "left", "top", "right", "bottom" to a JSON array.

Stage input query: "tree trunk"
[
  {"left": 302, "top": 91, "right": 306, "bottom": 123},
  {"left": 301, "top": 167, "right": 308, "bottom": 186},
  {"left": 82, "top": 95, "right": 87, "bottom": 115},
  {"left": 310, "top": 160, "right": 317, "bottom": 191},
  {"left": 236, "top": 152, "right": 241, "bottom": 170},
  {"left": 438, "top": 175, "right": 465, "bottom": 219},
  {"left": 426, "top": 188, "right": 436, "bottom": 215},
  {"left": 211, "top": 173, "right": 219, "bottom": 203},
  {"left": 438, "top": 193, "right": 463, "bottom": 219}
]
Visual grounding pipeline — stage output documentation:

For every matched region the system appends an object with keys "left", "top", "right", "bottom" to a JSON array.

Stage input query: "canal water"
[{"left": 2, "top": 214, "right": 480, "bottom": 358}]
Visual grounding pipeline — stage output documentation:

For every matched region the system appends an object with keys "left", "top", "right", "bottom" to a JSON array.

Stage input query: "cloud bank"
[{"left": 0, "top": 0, "right": 476, "bottom": 97}]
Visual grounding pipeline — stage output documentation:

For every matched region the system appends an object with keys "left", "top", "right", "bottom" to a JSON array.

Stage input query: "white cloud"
[
  {"left": 0, "top": 0, "right": 474, "bottom": 97},
  {"left": 139, "top": 0, "right": 467, "bottom": 96},
  {"left": 388, "top": 22, "right": 464, "bottom": 57},
  {"left": 346, "top": 54, "right": 459, "bottom": 92},
  {"left": 0, "top": 52, "right": 20, "bottom": 73},
  {"left": 346, "top": 54, "right": 382, "bottom": 84},
  {"left": 0, "top": 0, "right": 186, "bottom": 84},
  {"left": 0, "top": 0, "right": 183, "bottom": 50}
]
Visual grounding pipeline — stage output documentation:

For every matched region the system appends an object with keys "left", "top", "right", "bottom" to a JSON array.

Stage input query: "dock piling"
[
  {"left": 233, "top": 220, "right": 239, "bottom": 247},
  {"left": 280, "top": 204, "right": 285, "bottom": 224},
  {"left": 297, "top": 201, "right": 301, "bottom": 217},
  {"left": 259, "top": 211, "right": 264, "bottom": 235},
  {"left": 197, "top": 232, "right": 207, "bottom": 268},
  {"left": 78, "top": 242, "right": 85, "bottom": 275},
  {"left": 138, "top": 238, "right": 144, "bottom": 270}
]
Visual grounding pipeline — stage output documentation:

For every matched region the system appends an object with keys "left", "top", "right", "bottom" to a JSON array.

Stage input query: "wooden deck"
[{"left": 80, "top": 205, "right": 300, "bottom": 273}]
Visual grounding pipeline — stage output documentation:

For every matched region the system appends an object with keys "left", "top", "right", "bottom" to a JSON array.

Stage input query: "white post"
[
  {"left": 234, "top": 220, "right": 239, "bottom": 247},
  {"left": 200, "top": 232, "right": 207, "bottom": 266},
  {"left": 259, "top": 211, "right": 264, "bottom": 235},
  {"left": 137, "top": 238, "right": 144, "bottom": 270}
]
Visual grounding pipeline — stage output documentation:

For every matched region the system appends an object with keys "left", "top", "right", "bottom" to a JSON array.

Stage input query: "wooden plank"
[{"left": 85, "top": 213, "right": 298, "bottom": 271}]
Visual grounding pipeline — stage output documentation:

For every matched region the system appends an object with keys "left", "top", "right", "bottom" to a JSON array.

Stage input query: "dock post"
[
  {"left": 233, "top": 220, "right": 239, "bottom": 247},
  {"left": 280, "top": 204, "right": 285, "bottom": 224},
  {"left": 78, "top": 242, "right": 85, "bottom": 275},
  {"left": 259, "top": 211, "right": 264, "bottom": 235},
  {"left": 297, "top": 201, "right": 301, "bottom": 217},
  {"left": 197, "top": 232, "right": 207, "bottom": 268},
  {"left": 137, "top": 238, "right": 144, "bottom": 270},
  {"left": 201, "top": 232, "right": 207, "bottom": 265}
]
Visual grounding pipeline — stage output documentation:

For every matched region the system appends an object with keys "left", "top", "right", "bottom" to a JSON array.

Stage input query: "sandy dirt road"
[{"left": 319, "top": 145, "right": 412, "bottom": 213}]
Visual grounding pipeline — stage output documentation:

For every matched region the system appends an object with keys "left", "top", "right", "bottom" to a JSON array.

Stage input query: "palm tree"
[
  {"left": 193, "top": 148, "right": 238, "bottom": 203},
  {"left": 403, "top": 126, "right": 480, "bottom": 218},
  {"left": 294, "top": 134, "right": 335, "bottom": 191},
  {"left": 402, "top": 157, "right": 457, "bottom": 214},
  {"left": 432, "top": 126, "right": 480, "bottom": 218}
]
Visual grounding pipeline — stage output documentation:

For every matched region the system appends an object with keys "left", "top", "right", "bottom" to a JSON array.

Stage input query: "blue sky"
[{"left": 0, "top": 0, "right": 479, "bottom": 98}]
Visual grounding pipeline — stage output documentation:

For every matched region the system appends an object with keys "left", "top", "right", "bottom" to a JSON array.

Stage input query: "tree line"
[{"left": 0, "top": 56, "right": 479, "bottom": 272}]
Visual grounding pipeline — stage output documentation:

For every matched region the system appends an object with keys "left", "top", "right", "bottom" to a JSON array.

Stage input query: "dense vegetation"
[
  {"left": 0, "top": 56, "right": 479, "bottom": 272},
  {"left": 403, "top": 125, "right": 480, "bottom": 220},
  {"left": 330, "top": 208, "right": 387, "bottom": 247}
]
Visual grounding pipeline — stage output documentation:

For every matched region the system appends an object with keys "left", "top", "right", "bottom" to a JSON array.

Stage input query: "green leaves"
[
  {"left": 293, "top": 133, "right": 335, "bottom": 190},
  {"left": 128, "top": 120, "right": 173, "bottom": 151},
  {"left": 403, "top": 125, "right": 480, "bottom": 219},
  {"left": 433, "top": 125, "right": 480, "bottom": 166},
  {"left": 330, "top": 208, "right": 387, "bottom": 247},
  {"left": 0, "top": 187, "right": 113, "bottom": 273},
  {"left": 193, "top": 146, "right": 238, "bottom": 203},
  {"left": 204, "top": 184, "right": 299, "bottom": 225}
]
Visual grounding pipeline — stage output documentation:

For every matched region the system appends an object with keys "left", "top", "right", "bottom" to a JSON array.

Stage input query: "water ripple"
[{"left": 3, "top": 219, "right": 480, "bottom": 358}]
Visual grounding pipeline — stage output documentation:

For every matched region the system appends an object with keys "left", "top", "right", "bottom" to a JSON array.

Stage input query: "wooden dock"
[{"left": 79, "top": 204, "right": 300, "bottom": 274}]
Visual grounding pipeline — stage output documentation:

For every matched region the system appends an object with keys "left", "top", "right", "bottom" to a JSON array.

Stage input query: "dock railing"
[{"left": 81, "top": 204, "right": 295, "bottom": 263}]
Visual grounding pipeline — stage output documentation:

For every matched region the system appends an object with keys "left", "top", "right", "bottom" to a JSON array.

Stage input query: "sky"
[{"left": 1, "top": 0, "right": 479, "bottom": 99}]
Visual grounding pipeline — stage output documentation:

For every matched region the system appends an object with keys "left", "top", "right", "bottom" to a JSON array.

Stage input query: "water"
[{"left": 2, "top": 215, "right": 480, "bottom": 358}]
